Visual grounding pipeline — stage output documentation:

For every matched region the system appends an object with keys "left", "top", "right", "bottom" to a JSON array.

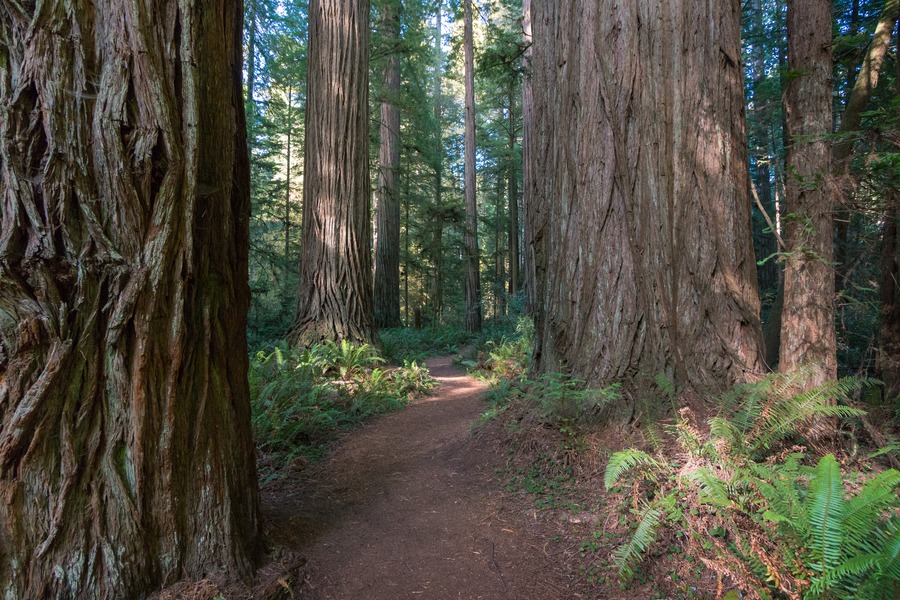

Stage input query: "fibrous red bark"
[
  {"left": 374, "top": 2, "right": 403, "bottom": 329},
  {"left": 288, "top": 0, "right": 375, "bottom": 346},
  {"left": 527, "top": 1, "right": 765, "bottom": 403},
  {"left": 0, "top": 2, "right": 261, "bottom": 597},
  {"left": 463, "top": 0, "right": 482, "bottom": 333},
  {"left": 779, "top": 0, "right": 837, "bottom": 385}
]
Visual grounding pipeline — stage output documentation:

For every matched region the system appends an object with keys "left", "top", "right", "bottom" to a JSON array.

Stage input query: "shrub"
[
  {"left": 604, "top": 373, "right": 900, "bottom": 599},
  {"left": 250, "top": 342, "right": 436, "bottom": 469}
]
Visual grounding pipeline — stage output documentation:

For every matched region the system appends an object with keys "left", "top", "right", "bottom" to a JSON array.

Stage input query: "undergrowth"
[
  {"left": 605, "top": 371, "right": 900, "bottom": 599},
  {"left": 250, "top": 340, "right": 436, "bottom": 476}
]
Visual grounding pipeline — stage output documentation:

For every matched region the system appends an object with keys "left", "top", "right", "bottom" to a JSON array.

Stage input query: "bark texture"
[
  {"left": 779, "top": 0, "right": 837, "bottom": 385},
  {"left": 522, "top": 0, "right": 536, "bottom": 316},
  {"left": 527, "top": 1, "right": 765, "bottom": 400},
  {"left": 463, "top": 0, "right": 482, "bottom": 333},
  {"left": 882, "top": 206, "right": 900, "bottom": 400},
  {"left": 507, "top": 90, "right": 520, "bottom": 300},
  {"left": 430, "top": 1, "right": 445, "bottom": 323},
  {"left": 289, "top": 0, "right": 375, "bottom": 346},
  {"left": 0, "top": 2, "right": 261, "bottom": 598},
  {"left": 374, "top": 3, "right": 403, "bottom": 329}
]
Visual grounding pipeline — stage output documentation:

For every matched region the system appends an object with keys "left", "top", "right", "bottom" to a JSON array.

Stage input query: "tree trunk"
[
  {"left": 522, "top": 0, "right": 536, "bottom": 317},
  {"left": 284, "top": 83, "right": 294, "bottom": 266},
  {"left": 246, "top": 0, "right": 258, "bottom": 141},
  {"left": 495, "top": 176, "right": 507, "bottom": 318},
  {"left": 288, "top": 0, "right": 375, "bottom": 346},
  {"left": 430, "top": 1, "right": 445, "bottom": 324},
  {"left": 527, "top": 1, "right": 765, "bottom": 402},
  {"left": 0, "top": 2, "right": 261, "bottom": 598},
  {"left": 779, "top": 0, "right": 837, "bottom": 386},
  {"left": 374, "top": 3, "right": 403, "bottom": 329},
  {"left": 878, "top": 44, "right": 900, "bottom": 401},
  {"left": 508, "top": 89, "right": 520, "bottom": 300},
  {"left": 463, "top": 0, "right": 482, "bottom": 333},
  {"left": 834, "top": 0, "right": 899, "bottom": 292},
  {"left": 881, "top": 205, "right": 900, "bottom": 400}
]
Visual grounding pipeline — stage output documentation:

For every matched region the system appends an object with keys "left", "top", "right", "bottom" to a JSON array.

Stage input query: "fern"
[
  {"left": 683, "top": 467, "right": 732, "bottom": 508},
  {"left": 840, "top": 469, "right": 900, "bottom": 555},
  {"left": 808, "top": 455, "right": 845, "bottom": 574},
  {"left": 715, "top": 372, "right": 870, "bottom": 456},
  {"left": 613, "top": 494, "right": 676, "bottom": 581},
  {"left": 604, "top": 449, "right": 661, "bottom": 490}
]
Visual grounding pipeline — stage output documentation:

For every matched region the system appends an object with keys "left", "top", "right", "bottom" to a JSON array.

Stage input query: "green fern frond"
[
  {"left": 841, "top": 469, "right": 900, "bottom": 555},
  {"left": 613, "top": 494, "right": 676, "bottom": 581},
  {"left": 604, "top": 449, "right": 661, "bottom": 490},
  {"left": 872, "top": 517, "right": 900, "bottom": 585},
  {"left": 808, "top": 455, "right": 846, "bottom": 573},
  {"left": 809, "top": 554, "right": 883, "bottom": 598},
  {"left": 643, "top": 424, "right": 664, "bottom": 453},
  {"left": 683, "top": 467, "right": 732, "bottom": 507}
]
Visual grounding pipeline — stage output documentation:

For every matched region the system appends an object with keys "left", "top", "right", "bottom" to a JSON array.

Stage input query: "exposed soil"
[{"left": 261, "top": 356, "right": 573, "bottom": 599}]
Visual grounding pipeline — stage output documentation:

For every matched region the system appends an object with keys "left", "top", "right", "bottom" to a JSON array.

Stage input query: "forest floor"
[{"left": 260, "top": 355, "right": 577, "bottom": 599}]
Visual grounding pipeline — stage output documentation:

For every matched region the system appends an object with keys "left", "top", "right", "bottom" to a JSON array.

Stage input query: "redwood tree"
[
  {"left": 779, "top": 0, "right": 837, "bottom": 385},
  {"left": 527, "top": 1, "right": 765, "bottom": 402},
  {"left": 0, "top": 2, "right": 260, "bottom": 598},
  {"left": 374, "top": 1, "right": 403, "bottom": 329},
  {"left": 288, "top": 0, "right": 375, "bottom": 345},
  {"left": 463, "top": 0, "right": 483, "bottom": 333}
]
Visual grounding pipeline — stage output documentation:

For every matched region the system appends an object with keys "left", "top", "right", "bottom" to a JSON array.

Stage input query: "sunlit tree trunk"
[
  {"left": 779, "top": 0, "right": 837, "bottom": 385},
  {"left": 374, "top": 2, "right": 403, "bottom": 328},
  {"left": 288, "top": 0, "right": 375, "bottom": 345},
  {"left": 430, "top": 1, "right": 445, "bottom": 324},
  {"left": 507, "top": 89, "right": 520, "bottom": 300},
  {"left": 463, "top": 0, "right": 482, "bottom": 333},
  {"left": 0, "top": 2, "right": 261, "bottom": 597},
  {"left": 522, "top": 0, "right": 537, "bottom": 317},
  {"left": 284, "top": 83, "right": 294, "bottom": 266},
  {"left": 246, "top": 0, "right": 259, "bottom": 140},
  {"left": 527, "top": 1, "right": 765, "bottom": 404}
]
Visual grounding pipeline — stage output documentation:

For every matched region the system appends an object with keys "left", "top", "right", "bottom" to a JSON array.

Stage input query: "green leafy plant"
[
  {"left": 249, "top": 342, "right": 435, "bottom": 471},
  {"left": 604, "top": 373, "right": 899, "bottom": 599},
  {"left": 531, "top": 372, "right": 621, "bottom": 425}
]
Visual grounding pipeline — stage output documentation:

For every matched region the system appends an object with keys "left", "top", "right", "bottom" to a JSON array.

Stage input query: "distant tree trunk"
[
  {"left": 878, "top": 46, "right": 900, "bottom": 400},
  {"left": 284, "top": 83, "right": 294, "bottom": 264},
  {"left": 430, "top": 1, "right": 445, "bottom": 324},
  {"left": 508, "top": 89, "right": 520, "bottom": 300},
  {"left": 522, "top": 0, "right": 536, "bottom": 317},
  {"left": 288, "top": 0, "right": 375, "bottom": 345},
  {"left": 833, "top": 0, "right": 899, "bottom": 292},
  {"left": 881, "top": 205, "right": 900, "bottom": 399},
  {"left": 246, "top": 0, "right": 259, "bottom": 140},
  {"left": 751, "top": 0, "right": 778, "bottom": 295},
  {"left": 404, "top": 169, "right": 411, "bottom": 325},
  {"left": 527, "top": 1, "right": 765, "bottom": 403},
  {"left": 463, "top": 0, "right": 482, "bottom": 333},
  {"left": 0, "top": 2, "right": 261, "bottom": 598},
  {"left": 779, "top": 0, "right": 837, "bottom": 386},
  {"left": 495, "top": 176, "right": 507, "bottom": 317},
  {"left": 374, "top": 3, "right": 403, "bottom": 328}
]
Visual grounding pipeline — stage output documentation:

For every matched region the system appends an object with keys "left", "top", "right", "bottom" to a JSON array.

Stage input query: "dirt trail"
[{"left": 263, "top": 356, "right": 570, "bottom": 600}]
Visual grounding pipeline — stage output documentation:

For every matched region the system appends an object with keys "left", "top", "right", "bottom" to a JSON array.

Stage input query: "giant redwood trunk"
[
  {"left": 779, "top": 0, "right": 837, "bottom": 386},
  {"left": 0, "top": 2, "right": 261, "bottom": 598},
  {"left": 463, "top": 0, "right": 482, "bottom": 333},
  {"left": 374, "top": 2, "right": 403, "bottom": 329},
  {"left": 527, "top": 1, "right": 765, "bottom": 402},
  {"left": 288, "top": 0, "right": 375, "bottom": 345}
]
